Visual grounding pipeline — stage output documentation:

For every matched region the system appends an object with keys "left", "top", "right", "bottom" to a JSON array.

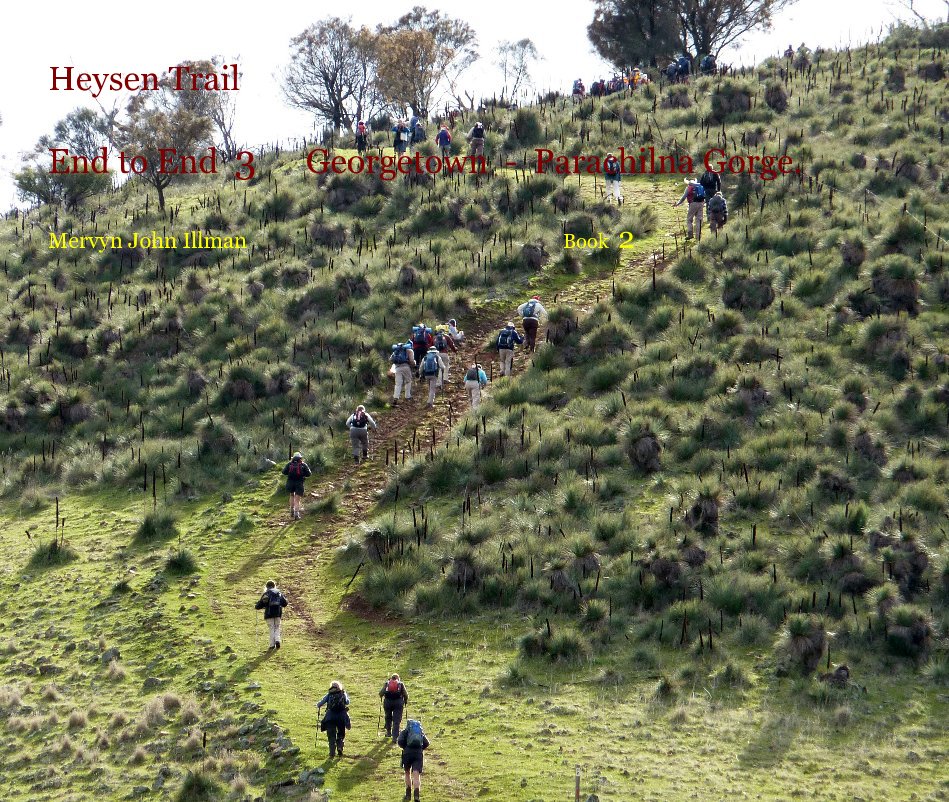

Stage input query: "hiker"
[
  {"left": 700, "top": 54, "right": 716, "bottom": 75},
  {"left": 463, "top": 363, "right": 489, "bottom": 409},
  {"left": 346, "top": 404, "right": 378, "bottom": 464},
  {"left": 447, "top": 318, "right": 465, "bottom": 343},
  {"left": 316, "top": 681, "right": 351, "bottom": 758},
  {"left": 603, "top": 152, "right": 623, "bottom": 203},
  {"left": 784, "top": 44, "right": 795, "bottom": 59},
  {"left": 254, "top": 580, "right": 289, "bottom": 651},
  {"left": 707, "top": 191, "right": 728, "bottom": 234},
  {"left": 355, "top": 120, "right": 369, "bottom": 155},
  {"left": 397, "top": 719, "right": 430, "bottom": 802},
  {"left": 435, "top": 125, "right": 452, "bottom": 158},
  {"left": 665, "top": 61, "right": 679, "bottom": 82},
  {"left": 467, "top": 121, "right": 486, "bottom": 158},
  {"left": 411, "top": 323, "right": 434, "bottom": 373},
  {"left": 409, "top": 114, "right": 419, "bottom": 137},
  {"left": 699, "top": 168, "right": 722, "bottom": 205},
  {"left": 282, "top": 451, "right": 312, "bottom": 520},
  {"left": 433, "top": 325, "right": 457, "bottom": 387},
  {"left": 420, "top": 346, "right": 446, "bottom": 408},
  {"left": 391, "top": 340, "right": 416, "bottom": 405},
  {"left": 677, "top": 54, "right": 691, "bottom": 82},
  {"left": 517, "top": 295, "right": 547, "bottom": 353},
  {"left": 412, "top": 118, "right": 426, "bottom": 146},
  {"left": 496, "top": 322, "right": 524, "bottom": 377},
  {"left": 392, "top": 121, "right": 410, "bottom": 155},
  {"left": 379, "top": 673, "right": 409, "bottom": 743},
  {"left": 673, "top": 178, "right": 706, "bottom": 241}
]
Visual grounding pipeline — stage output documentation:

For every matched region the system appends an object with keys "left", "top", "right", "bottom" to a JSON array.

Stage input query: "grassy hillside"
[{"left": 1, "top": 23, "right": 948, "bottom": 802}]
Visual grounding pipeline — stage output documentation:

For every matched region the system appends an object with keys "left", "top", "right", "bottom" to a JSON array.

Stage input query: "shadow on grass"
[
  {"left": 737, "top": 711, "right": 800, "bottom": 769},
  {"left": 227, "top": 648, "right": 275, "bottom": 684},
  {"left": 331, "top": 738, "right": 393, "bottom": 794}
]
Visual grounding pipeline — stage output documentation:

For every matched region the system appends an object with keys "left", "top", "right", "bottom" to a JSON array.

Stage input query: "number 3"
[
  {"left": 619, "top": 232, "right": 635, "bottom": 249},
  {"left": 235, "top": 150, "right": 255, "bottom": 181}
]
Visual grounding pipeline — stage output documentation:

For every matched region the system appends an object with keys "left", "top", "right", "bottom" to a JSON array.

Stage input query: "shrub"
[
  {"left": 764, "top": 82, "right": 788, "bottom": 112},
  {"left": 136, "top": 510, "right": 179, "bottom": 544},
  {"left": 885, "top": 604, "right": 931, "bottom": 658},
  {"left": 28, "top": 538, "right": 78, "bottom": 568},
  {"left": 166, "top": 550, "right": 197, "bottom": 575},
  {"left": 776, "top": 614, "right": 826, "bottom": 674},
  {"left": 175, "top": 771, "right": 220, "bottom": 802},
  {"left": 710, "top": 82, "right": 753, "bottom": 121}
]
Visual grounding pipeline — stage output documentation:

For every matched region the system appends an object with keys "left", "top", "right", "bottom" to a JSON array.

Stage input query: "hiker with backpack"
[
  {"left": 435, "top": 125, "right": 452, "bottom": 158},
  {"left": 379, "top": 673, "right": 409, "bottom": 743},
  {"left": 707, "top": 191, "right": 728, "bottom": 234},
  {"left": 677, "top": 54, "right": 691, "bottom": 82},
  {"left": 393, "top": 120, "right": 410, "bottom": 155},
  {"left": 397, "top": 719, "right": 430, "bottom": 802},
  {"left": 346, "top": 404, "right": 378, "bottom": 464},
  {"left": 254, "top": 580, "right": 289, "bottom": 651},
  {"left": 355, "top": 120, "right": 369, "bottom": 155},
  {"left": 496, "top": 322, "right": 524, "bottom": 377},
  {"left": 665, "top": 61, "right": 680, "bottom": 83},
  {"left": 391, "top": 340, "right": 417, "bottom": 405},
  {"left": 420, "top": 347, "right": 446, "bottom": 408},
  {"left": 603, "top": 152, "right": 623, "bottom": 203},
  {"left": 316, "top": 681, "right": 351, "bottom": 758},
  {"left": 517, "top": 295, "right": 547, "bottom": 353},
  {"left": 411, "top": 118, "right": 426, "bottom": 146},
  {"left": 463, "top": 363, "right": 489, "bottom": 409},
  {"left": 467, "top": 121, "right": 486, "bottom": 158},
  {"left": 433, "top": 326, "right": 457, "bottom": 388},
  {"left": 282, "top": 451, "right": 312, "bottom": 520},
  {"left": 673, "top": 178, "right": 707, "bottom": 241},
  {"left": 411, "top": 324, "right": 434, "bottom": 374},
  {"left": 699, "top": 168, "right": 722, "bottom": 206},
  {"left": 700, "top": 54, "right": 716, "bottom": 75}
]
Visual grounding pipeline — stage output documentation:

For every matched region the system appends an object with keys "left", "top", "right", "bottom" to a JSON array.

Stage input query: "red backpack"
[{"left": 387, "top": 679, "right": 400, "bottom": 693}]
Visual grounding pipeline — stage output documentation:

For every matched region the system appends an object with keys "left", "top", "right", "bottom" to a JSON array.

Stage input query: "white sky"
[{"left": 0, "top": 0, "right": 944, "bottom": 207}]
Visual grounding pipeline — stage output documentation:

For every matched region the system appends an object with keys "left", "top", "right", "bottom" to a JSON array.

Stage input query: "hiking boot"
[
  {"left": 353, "top": 456, "right": 359, "bottom": 464},
  {"left": 403, "top": 789, "right": 411, "bottom": 801},
  {"left": 414, "top": 790, "right": 420, "bottom": 801},
  {"left": 275, "top": 641, "right": 281, "bottom": 650}
]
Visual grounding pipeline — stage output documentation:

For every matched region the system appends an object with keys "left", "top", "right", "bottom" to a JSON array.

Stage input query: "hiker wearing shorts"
[
  {"left": 397, "top": 719, "right": 430, "bottom": 801},
  {"left": 516, "top": 296, "right": 547, "bottom": 353},
  {"left": 346, "top": 405, "right": 378, "bottom": 464},
  {"left": 281, "top": 451, "right": 311, "bottom": 520}
]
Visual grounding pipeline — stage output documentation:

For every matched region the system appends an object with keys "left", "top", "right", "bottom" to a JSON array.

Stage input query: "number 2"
[{"left": 619, "top": 232, "right": 635, "bottom": 249}]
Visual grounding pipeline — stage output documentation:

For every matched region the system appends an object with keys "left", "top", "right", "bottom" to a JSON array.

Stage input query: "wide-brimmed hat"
[{"left": 292, "top": 451, "right": 303, "bottom": 459}]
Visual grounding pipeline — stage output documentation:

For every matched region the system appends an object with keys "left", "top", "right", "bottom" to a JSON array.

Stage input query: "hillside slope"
[{"left": 1, "top": 23, "right": 948, "bottom": 802}]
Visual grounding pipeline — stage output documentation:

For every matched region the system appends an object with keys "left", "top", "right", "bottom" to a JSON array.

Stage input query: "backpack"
[
  {"left": 465, "top": 367, "right": 480, "bottom": 382},
  {"left": 434, "top": 332, "right": 447, "bottom": 350},
  {"left": 414, "top": 123, "right": 426, "bottom": 141},
  {"left": 439, "top": 130, "right": 451, "bottom": 145},
  {"left": 386, "top": 679, "right": 401, "bottom": 694},
  {"left": 708, "top": 194, "right": 726, "bottom": 214},
  {"left": 666, "top": 63, "right": 678, "bottom": 79},
  {"left": 288, "top": 460, "right": 305, "bottom": 480},
  {"left": 412, "top": 328, "right": 428, "bottom": 348},
  {"left": 690, "top": 183, "right": 706, "bottom": 201},
  {"left": 522, "top": 300, "right": 537, "bottom": 318},
  {"left": 357, "top": 122, "right": 367, "bottom": 135},
  {"left": 392, "top": 344, "right": 410, "bottom": 365},
  {"left": 264, "top": 589, "right": 283, "bottom": 615},
  {"left": 351, "top": 410, "right": 368, "bottom": 428},
  {"left": 422, "top": 352, "right": 440, "bottom": 377},
  {"left": 405, "top": 719, "right": 425, "bottom": 749},
  {"left": 497, "top": 329, "right": 514, "bottom": 349},
  {"left": 472, "top": 124, "right": 485, "bottom": 139},
  {"left": 678, "top": 56, "right": 691, "bottom": 73},
  {"left": 326, "top": 691, "right": 347, "bottom": 713}
]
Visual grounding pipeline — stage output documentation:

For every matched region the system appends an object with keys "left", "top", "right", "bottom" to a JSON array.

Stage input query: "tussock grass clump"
[
  {"left": 67, "top": 710, "right": 88, "bottom": 729},
  {"left": 135, "top": 510, "right": 179, "bottom": 544},
  {"left": 165, "top": 549, "right": 197, "bottom": 575},
  {"left": 28, "top": 538, "right": 78, "bottom": 568},
  {"left": 710, "top": 81, "right": 753, "bottom": 121},
  {"left": 776, "top": 614, "right": 826, "bottom": 675},
  {"left": 885, "top": 604, "right": 931, "bottom": 658}
]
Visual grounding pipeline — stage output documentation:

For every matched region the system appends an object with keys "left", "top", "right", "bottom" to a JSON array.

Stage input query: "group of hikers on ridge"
[
  {"left": 251, "top": 584, "right": 431, "bottom": 800},
  {"left": 354, "top": 115, "right": 487, "bottom": 160}
]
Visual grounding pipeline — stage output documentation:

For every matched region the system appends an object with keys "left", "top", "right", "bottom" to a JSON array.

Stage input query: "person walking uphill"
[
  {"left": 673, "top": 178, "right": 706, "bottom": 241},
  {"left": 316, "top": 681, "right": 351, "bottom": 758},
  {"left": 435, "top": 125, "right": 451, "bottom": 158},
  {"left": 496, "top": 322, "right": 524, "bottom": 377},
  {"left": 379, "top": 673, "right": 409, "bottom": 743},
  {"left": 463, "top": 363, "right": 489, "bottom": 409},
  {"left": 254, "top": 580, "right": 288, "bottom": 651},
  {"left": 420, "top": 347, "right": 446, "bottom": 408},
  {"left": 433, "top": 326, "right": 457, "bottom": 387},
  {"left": 392, "top": 120, "right": 410, "bottom": 155},
  {"left": 467, "top": 121, "right": 486, "bottom": 158},
  {"left": 411, "top": 323, "right": 434, "bottom": 373},
  {"left": 603, "top": 152, "right": 623, "bottom": 203},
  {"left": 517, "top": 295, "right": 547, "bottom": 353},
  {"left": 397, "top": 719, "right": 430, "bottom": 801},
  {"left": 391, "top": 340, "right": 416, "bottom": 405},
  {"left": 346, "top": 405, "right": 378, "bottom": 464},
  {"left": 282, "top": 451, "right": 311, "bottom": 520}
]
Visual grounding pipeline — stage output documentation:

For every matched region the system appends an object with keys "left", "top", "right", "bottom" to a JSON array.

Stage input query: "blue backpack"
[
  {"left": 406, "top": 719, "right": 425, "bottom": 748},
  {"left": 691, "top": 183, "right": 706, "bottom": 201},
  {"left": 392, "top": 344, "right": 410, "bottom": 365},
  {"left": 498, "top": 329, "right": 515, "bottom": 349},
  {"left": 523, "top": 300, "right": 537, "bottom": 318},
  {"left": 422, "top": 352, "right": 440, "bottom": 377}
]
